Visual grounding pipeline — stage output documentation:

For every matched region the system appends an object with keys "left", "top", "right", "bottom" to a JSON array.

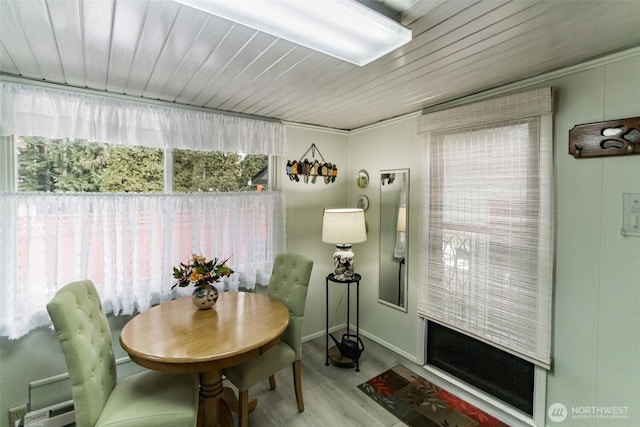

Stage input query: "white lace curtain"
[
  {"left": 0, "top": 192, "right": 286, "bottom": 339},
  {"left": 0, "top": 81, "right": 289, "bottom": 339},
  {"left": 0, "top": 81, "right": 288, "bottom": 155}
]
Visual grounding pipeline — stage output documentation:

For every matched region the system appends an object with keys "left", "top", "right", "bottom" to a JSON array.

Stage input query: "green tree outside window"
[{"left": 17, "top": 137, "right": 268, "bottom": 193}]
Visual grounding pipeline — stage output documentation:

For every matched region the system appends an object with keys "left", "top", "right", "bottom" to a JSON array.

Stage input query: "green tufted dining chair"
[
  {"left": 46, "top": 280, "right": 199, "bottom": 427},
  {"left": 223, "top": 252, "right": 314, "bottom": 427}
]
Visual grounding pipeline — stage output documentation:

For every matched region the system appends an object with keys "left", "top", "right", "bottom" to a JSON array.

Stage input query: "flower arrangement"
[{"left": 172, "top": 254, "right": 233, "bottom": 290}]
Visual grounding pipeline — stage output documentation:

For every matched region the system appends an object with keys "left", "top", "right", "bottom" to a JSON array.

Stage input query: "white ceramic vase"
[{"left": 192, "top": 283, "right": 219, "bottom": 309}]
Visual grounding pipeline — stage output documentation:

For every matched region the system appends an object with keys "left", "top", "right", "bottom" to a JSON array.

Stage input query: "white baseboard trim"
[
  {"left": 303, "top": 324, "right": 417, "bottom": 363},
  {"left": 29, "top": 356, "right": 132, "bottom": 389},
  {"left": 302, "top": 323, "right": 347, "bottom": 342},
  {"left": 356, "top": 327, "right": 417, "bottom": 363}
]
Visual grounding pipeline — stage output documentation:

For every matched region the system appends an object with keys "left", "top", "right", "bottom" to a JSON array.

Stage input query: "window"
[
  {"left": 428, "top": 119, "right": 546, "bottom": 358},
  {"left": 2, "top": 136, "right": 283, "bottom": 339},
  {"left": 1, "top": 82, "right": 287, "bottom": 339},
  {"left": 17, "top": 137, "right": 164, "bottom": 193},
  {"left": 16, "top": 137, "right": 268, "bottom": 193},
  {"left": 174, "top": 149, "right": 268, "bottom": 192},
  {"left": 418, "top": 88, "right": 554, "bottom": 368}
]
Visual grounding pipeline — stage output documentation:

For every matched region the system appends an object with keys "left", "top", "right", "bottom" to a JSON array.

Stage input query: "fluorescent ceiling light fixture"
[{"left": 174, "top": 0, "right": 412, "bottom": 66}]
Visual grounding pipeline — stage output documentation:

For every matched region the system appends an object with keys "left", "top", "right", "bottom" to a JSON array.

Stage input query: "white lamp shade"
[
  {"left": 322, "top": 208, "right": 367, "bottom": 245},
  {"left": 396, "top": 206, "right": 407, "bottom": 232}
]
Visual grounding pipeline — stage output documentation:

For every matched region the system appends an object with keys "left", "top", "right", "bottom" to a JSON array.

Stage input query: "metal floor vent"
[{"left": 23, "top": 400, "right": 75, "bottom": 427}]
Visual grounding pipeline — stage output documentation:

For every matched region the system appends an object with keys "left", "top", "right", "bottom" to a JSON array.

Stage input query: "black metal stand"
[{"left": 325, "top": 273, "right": 362, "bottom": 371}]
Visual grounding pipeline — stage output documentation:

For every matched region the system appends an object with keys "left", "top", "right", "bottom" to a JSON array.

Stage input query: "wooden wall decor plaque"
[{"left": 569, "top": 116, "right": 640, "bottom": 158}]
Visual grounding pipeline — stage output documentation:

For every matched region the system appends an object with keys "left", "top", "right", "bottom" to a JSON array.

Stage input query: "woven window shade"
[{"left": 417, "top": 88, "right": 554, "bottom": 368}]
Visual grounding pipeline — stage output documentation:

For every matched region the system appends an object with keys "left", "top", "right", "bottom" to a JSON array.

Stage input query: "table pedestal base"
[{"left": 198, "top": 370, "right": 234, "bottom": 427}]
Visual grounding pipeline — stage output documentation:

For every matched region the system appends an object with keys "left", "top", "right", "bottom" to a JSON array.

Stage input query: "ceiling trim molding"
[
  {"left": 283, "top": 121, "right": 350, "bottom": 135},
  {"left": 421, "top": 47, "right": 640, "bottom": 116},
  {"left": 350, "top": 110, "right": 421, "bottom": 134},
  {"left": 285, "top": 111, "right": 423, "bottom": 135}
]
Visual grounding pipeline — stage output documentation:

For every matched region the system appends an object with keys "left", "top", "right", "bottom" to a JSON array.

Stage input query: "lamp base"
[{"left": 333, "top": 244, "right": 355, "bottom": 281}]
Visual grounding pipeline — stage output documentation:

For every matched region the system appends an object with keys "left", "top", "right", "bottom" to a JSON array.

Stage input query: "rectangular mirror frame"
[{"left": 378, "top": 168, "right": 409, "bottom": 312}]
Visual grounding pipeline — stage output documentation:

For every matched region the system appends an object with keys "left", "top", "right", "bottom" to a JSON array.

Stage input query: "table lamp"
[{"left": 322, "top": 208, "right": 367, "bottom": 280}]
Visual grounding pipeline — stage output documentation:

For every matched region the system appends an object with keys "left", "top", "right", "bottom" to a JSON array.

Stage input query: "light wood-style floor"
[
  {"left": 224, "top": 332, "right": 522, "bottom": 427},
  {"left": 225, "top": 332, "right": 412, "bottom": 427}
]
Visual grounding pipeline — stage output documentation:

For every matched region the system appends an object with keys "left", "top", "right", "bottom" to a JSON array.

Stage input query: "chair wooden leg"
[
  {"left": 293, "top": 359, "right": 304, "bottom": 412},
  {"left": 223, "top": 387, "right": 258, "bottom": 415},
  {"left": 238, "top": 390, "right": 249, "bottom": 427},
  {"left": 268, "top": 375, "right": 276, "bottom": 390}
]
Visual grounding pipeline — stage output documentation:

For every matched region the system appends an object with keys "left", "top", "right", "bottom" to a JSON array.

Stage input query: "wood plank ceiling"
[{"left": 1, "top": 0, "right": 639, "bottom": 130}]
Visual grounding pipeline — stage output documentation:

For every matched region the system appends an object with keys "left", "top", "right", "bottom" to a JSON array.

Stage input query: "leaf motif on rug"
[
  {"left": 367, "top": 373, "right": 397, "bottom": 397},
  {"left": 397, "top": 377, "right": 448, "bottom": 412},
  {"left": 358, "top": 364, "right": 510, "bottom": 427},
  {"left": 359, "top": 383, "right": 396, "bottom": 408}
]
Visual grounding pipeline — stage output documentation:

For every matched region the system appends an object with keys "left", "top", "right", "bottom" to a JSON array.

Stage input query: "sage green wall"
[
  {"left": 281, "top": 118, "right": 422, "bottom": 361},
  {"left": 345, "top": 117, "right": 421, "bottom": 361},
  {"left": 276, "top": 125, "right": 351, "bottom": 339},
  {"left": 544, "top": 54, "right": 640, "bottom": 426}
]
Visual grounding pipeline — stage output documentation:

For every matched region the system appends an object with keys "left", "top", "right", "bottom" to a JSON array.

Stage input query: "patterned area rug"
[{"left": 358, "top": 364, "right": 509, "bottom": 427}]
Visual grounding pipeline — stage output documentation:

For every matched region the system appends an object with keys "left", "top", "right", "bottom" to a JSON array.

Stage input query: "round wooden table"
[{"left": 120, "top": 292, "right": 290, "bottom": 427}]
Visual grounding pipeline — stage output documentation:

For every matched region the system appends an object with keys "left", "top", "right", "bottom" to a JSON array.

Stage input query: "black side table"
[{"left": 325, "top": 273, "right": 362, "bottom": 371}]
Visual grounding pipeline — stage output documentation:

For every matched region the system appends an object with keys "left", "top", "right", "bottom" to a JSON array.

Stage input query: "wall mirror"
[{"left": 378, "top": 168, "right": 409, "bottom": 312}]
